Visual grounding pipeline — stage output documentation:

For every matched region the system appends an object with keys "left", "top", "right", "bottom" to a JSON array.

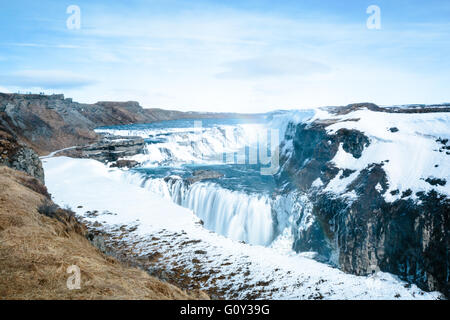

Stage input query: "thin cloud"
[
  {"left": 3, "top": 42, "right": 83, "bottom": 49},
  {"left": 0, "top": 70, "right": 96, "bottom": 89},
  {"left": 217, "top": 56, "right": 331, "bottom": 79}
]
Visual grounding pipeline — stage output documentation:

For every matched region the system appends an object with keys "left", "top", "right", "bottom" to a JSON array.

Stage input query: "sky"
[{"left": 0, "top": 0, "right": 449, "bottom": 112}]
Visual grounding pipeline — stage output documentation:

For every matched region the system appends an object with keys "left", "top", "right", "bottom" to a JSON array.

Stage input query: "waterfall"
[
  {"left": 122, "top": 172, "right": 275, "bottom": 246},
  {"left": 106, "top": 114, "right": 316, "bottom": 248},
  {"left": 97, "top": 123, "right": 265, "bottom": 167},
  {"left": 182, "top": 183, "right": 274, "bottom": 246}
]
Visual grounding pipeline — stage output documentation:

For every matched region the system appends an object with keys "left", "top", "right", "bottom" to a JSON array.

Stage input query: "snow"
[
  {"left": 375, "top": 183, "right": 383, "bottom": 193},
  {"left": 311, "top": 108, "right": 450, "bottom": 201},
  {"left": 43, "top": 156, "right": 442, "bottom": 300},
  {"left": 311, "top": 178, "right": 324, "bottom": 188},
  {"left": 325, "top": 169, "right": 359, "bottom": 194},
  {"left": 43, "top": 157, "right": 196, "bottom": 232},
  {"left": 40, "top": 146, "right": 76, "bottom": 159}
]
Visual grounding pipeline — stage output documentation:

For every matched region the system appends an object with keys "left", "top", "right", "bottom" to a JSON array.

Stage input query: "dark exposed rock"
[
  {"left": 0, "top": 125, "right": 45, "bottom": 184},
  {"left": 389, "top": 127, "right": 399, "bottom": 133},
  {"left": 336, "top": 128, "right": 370, "bottom": 159},
  {"left": 8, "top": 143, "right": 44, "bottom": 184},
  {"left": 82, "top": 137, "right": 145, "bottom": 162},
  {"left": 401, "top": 189, "right": 413, "bottom": 198},
  {"left": 340, "top": 169, "right": 356, "bottom": 179},
  {"left": 186, "top": 170, "right": 224, "bottom": 184},
  {"left": 277, "top": 122, "right": 369, "bottom": 192},
  {"left": 325, "top": 103, "right": 384, "bottom": 115},
  {"left": 436, "top": 138, "right": 450, "bottom": 154},
  {"left": 0, "top": 93, "right": 97, "bottom": 155},
  {"left": 61, "top": 136, "right": 146, "bottom": 163},
  {"left": 110, "top": 159, "right": 140, "bottom": 169},
  {"left": 425, "top": 177, "right": 447, "bottom": 186},
  {"left": 163, "top": 170, "right": 224, "bottom": 186}
]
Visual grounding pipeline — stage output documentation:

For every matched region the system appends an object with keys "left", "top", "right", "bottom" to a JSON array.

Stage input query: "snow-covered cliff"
[{"left": 277, "top": 103, "right": 450, "bottom": 296}]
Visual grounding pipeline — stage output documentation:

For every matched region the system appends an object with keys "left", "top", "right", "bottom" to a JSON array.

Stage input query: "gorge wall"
[{"left": 276, "top": 105, "right": 449, "bottom": 297}]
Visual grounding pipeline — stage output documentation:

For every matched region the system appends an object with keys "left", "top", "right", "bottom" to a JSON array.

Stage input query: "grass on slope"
[{"left": 0, "top": 166, "right": 207, "bottom": 300}]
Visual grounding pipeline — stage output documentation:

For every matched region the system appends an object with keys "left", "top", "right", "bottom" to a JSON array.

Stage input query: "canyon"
[{"left": 1, "top": 92, "right": 448, "bottom": 299}]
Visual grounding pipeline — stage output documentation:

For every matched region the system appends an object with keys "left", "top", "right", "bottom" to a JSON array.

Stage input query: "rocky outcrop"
[
  {"left": 163, "top": 170, "right": 225, "bottom": 186},
  {"left": 110, "top": 160, "right": 140, "bottom": 169},
  {"left": 186, "top": 170, "right": 224, "bottom": 184},
  {"left": 0, "top": 125, "right": 44, "bottom": 184},
  {"left": 277, "top": 108, "right": 450, "bottom": 297},
  {"left": 58, "top": 136, "right": 146, "bottom": 163},
  {"left": 278, "top": 122, "right": 369, "bottom": 192},
  {"left": 78, "top": 137, "right": 146, "bottom": 163}
]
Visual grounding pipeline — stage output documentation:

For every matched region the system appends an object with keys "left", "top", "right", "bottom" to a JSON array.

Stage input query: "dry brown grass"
[{"left": 0, "top": 166, "right": 208, "bottom": 300}]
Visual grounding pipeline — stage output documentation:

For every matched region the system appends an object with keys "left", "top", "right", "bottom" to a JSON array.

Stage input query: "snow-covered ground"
[
  {"left": 43, "top": 156, "right": 443, "bottom": 299},
  {"left": 306, "top": 108, "right": 450, "bottom": 201}
]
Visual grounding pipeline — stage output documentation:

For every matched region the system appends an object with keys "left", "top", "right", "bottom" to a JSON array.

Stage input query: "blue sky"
[{"left": 0, "top": 0, "right": 449, "bottom": 112}]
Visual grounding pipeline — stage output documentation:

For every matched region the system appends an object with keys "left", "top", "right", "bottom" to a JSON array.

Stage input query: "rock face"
[
  {"left": 278, "top": 122, "right": 370, "bottom": 192},
  {"left": 0, "top": 93, "right": 97, "bottom": 155},
  {"left": 0, "top": 126, "right": 45, "bottom": 184},
  {"left": 59, "top": 136, "right": 146, "bottom": 163},
  {"left": 110, "top": 160, "right": 140, "bottom": 169},
  {"left": 277, "top": 106, "right": 450, "bottom": 297},
  {"left": 163, "top": 170, "right": 224, "bottom": 185},
  {"left": 79, "top": 137, "right": 146, "bottom": 163},
  {"left": 186, "top": 170, "right": 225, "bottom": 184}
]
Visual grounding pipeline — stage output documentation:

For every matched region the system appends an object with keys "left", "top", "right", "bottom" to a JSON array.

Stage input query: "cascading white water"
[
  {"left": 182, "top": 183, "right": 274, "bottom": 246},
  {"left": 97, "top": 123, "right": 264, "bottom": 166},
  {"left": 122, "top": 172, "right": 275, "bottom": 246}
]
